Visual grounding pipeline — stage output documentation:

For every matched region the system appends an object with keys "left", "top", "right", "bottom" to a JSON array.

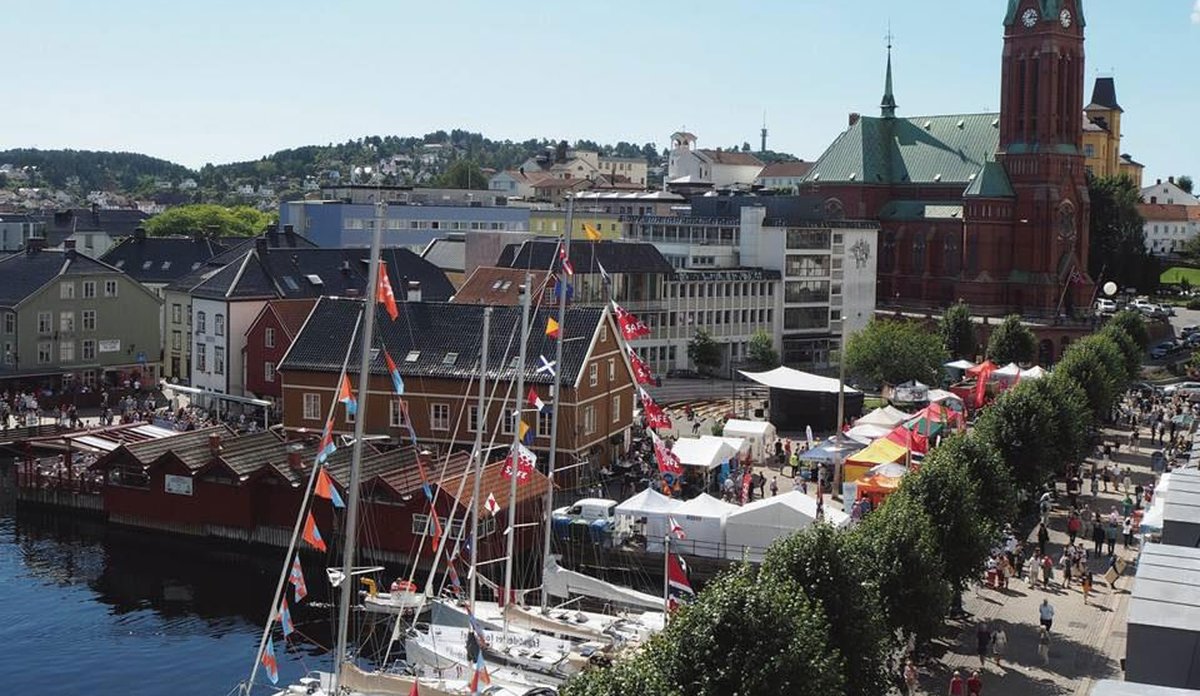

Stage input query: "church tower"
[{"left": 996, "top": 0, "right": 1092, "bottom": 312}]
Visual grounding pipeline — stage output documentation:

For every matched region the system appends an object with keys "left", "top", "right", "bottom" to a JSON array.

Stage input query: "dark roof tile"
[{"left": 499, "top": 239, "right": 673, "bottom": 276}]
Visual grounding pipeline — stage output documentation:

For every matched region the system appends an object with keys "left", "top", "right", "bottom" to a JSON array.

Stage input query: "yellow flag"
[
  {"left": 583, "top": 223, "right": 601, "bottom": 241},
  {"left": 545, "top": 317, "right": 561, "bottom": 338}
]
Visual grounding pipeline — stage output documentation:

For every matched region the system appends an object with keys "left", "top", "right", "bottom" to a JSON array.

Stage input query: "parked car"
[
  {"left": 1164, "top": 381, "right": 1200, "bottom": 396},
  {"left": 667, "top": 368, "right": 703, "bottom": 379},
  {"left": 1186, "top": 333, "right": 1200, "bottom": 348},
  {"left": 1182, "top": 325, "right": 1200, "bottom": 338},
  {"left": 1095, "top": 298, "right": 1117, "bottom": 315},
  {"left": 1151, "top": 341, "right": 1178, "bottom": 359}
]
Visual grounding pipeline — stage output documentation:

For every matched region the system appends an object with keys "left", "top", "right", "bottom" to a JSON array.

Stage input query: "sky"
[{"left": 2, "top": 1, "right": 1196, "bottom": 184}]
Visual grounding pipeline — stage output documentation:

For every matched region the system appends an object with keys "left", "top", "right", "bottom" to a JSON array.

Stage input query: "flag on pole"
[
  {"left": 383, "top": 348, "right": 405, "bottom": 395},
  {"left": 558, "top": 244, "right": 575, "bottom": 276},
  {"left": 527, "top": 387, "right": 547, "bottom": 414},
  {"left": 668, "top": 516, "right": 686, "bottom": 539},
  {"left": 666, "top": 554, "right": 695, "bottom": 612},
  {"left": 500, "top": 443, "right": 537, "bottom": 484},
  {"left": 583, "top": 223, "right": 602, "bottom": 241},
  {"left": 337, "top": 375, "right": 357, "bottom": 416},
  {"left": 484, "top": 492, "right": 500, "bottom": 516},
  {"left": 597, "top": 260, "right": 610, "bottom": 286},
  {"left": 519, "top": 419, "right": 535, "bottom": 446},
  {"left": 289, "top": 556, "right": 308, "bottom": 602},
  {"left": 469, "top": 650, "right": 491, "bottom": 694},
  {"left": 552, "top": 278, "right": 574, "bottom": 302},
  {"left": 409, "top": 677, "right": 421, "bottom": 696},
  {"left": 302, "top": 511, "right": 327, "bottom": 552},
  {"left": 639, "top": 387, "right": 672, "bottom": 430},
  {"left": 315, "top": 468, "right": 345, "bottom": 508},
  {"left": 279, "top": 598, "right": 294, "bottom": 638},
  {"left": 261, "top": 636, "right": 280, "bottom": 684},
  {"left": 612, "top": 301, "right": 651, "bottom": 340},
  {"left": 651, "top": 431, "right": 683, "bottom": 477},
  {"left": 545, "top": 317, "right": 561, "bottom": 339},
  {"left": 627, "top": 347, "right": 655, "bottom": 386},
  {"left": 377, "top": 260, "right": 400, "bottom": 320},
  {"left": 429, "top": 511, "right": 444, "bottom": 553},
  {"left": 316, "top": 422, "right": 336, "bottom": 465},
  {"left": 536, "top": 355, "right": 556, "bottom": 377}
]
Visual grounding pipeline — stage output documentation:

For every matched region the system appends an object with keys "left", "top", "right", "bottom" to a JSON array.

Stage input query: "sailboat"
[{"left": 237, "top": 201, "right": 558, "bottom": 696}]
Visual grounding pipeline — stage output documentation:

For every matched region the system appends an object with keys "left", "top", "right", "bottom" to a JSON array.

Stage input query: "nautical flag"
[
  {"left": 558, "top": 245, "right": 575, "bottom": 276},
  {"left": 484, "top": 492, "right": 500, "bottom": 516},
  {"left": 409, "top": 677, "right": 420, "bottom": 696},
  {"left": 666, "top": 554, "right": 695, "bottom": 612},
  {"left": 337, "top": 374, "right": 357, "bottom": 416},
  {"left": 612, "top": 301, "right": 650, "bottom": 340},
  {"left": 429, "top": 512, "right": 444, "bottom": 553},
  {"left": 536, "top": 355, "right": 556, "bottom": 376},
  {"left": 377, "top": 261, "right": 400, "bottom": 320},
  {"left": 519, "top": 419, "right": 535, "bottom": 446},
  {"left": 652, "top": 431, "right": 684, "bottom": 477},
  {"left": 315, "top": 468, "right": 345, "bottom": 509},
  {"left": 1069, "top": 268, "right": 1087, "bottom": 285},
  {"left": 467, "top": 611, "right": 488, "bottom": 645},
  {"left": 627, "top": 347, "right": 655, "bottom": 386},
  {"left": 469, "top": 650, "right": 491, "bottom": 694},
  {"left": 545, "top": 317, "right": 561, "bottom": 339},
  {"left": 553, "top": 278, "right": 574, "bottom": 301},
  {"left": 289, "top": 556, "right": 308, "bottom": 602},
  {"left": 639, "top": 387, "right": 672, "bottom": 430},
  {"left": 279, "top": 598, "right": 294, "bottom": 638},
  {"left": 316, "top": 422, "right": 336, "bottom": 465},
  {"left": 500, "top": 443, "right": 537, "bottom": 485},
  {"left": 302, "top": 511, "right": 327, "bottom": 552},
  {"left": 261, "top": 636, "right": 280, "bottom": 684},
  {"left": 597, "top": 260, "right": 610, "bottom": 285},
  {"left": 527, "top": 387, "right": 547, "bottom": 414},
  {"left": 383, "top": 348, "right": 405, "bottom": 395},
  {"left": 583, "top": 222, "right": 602, "bottom": 241},
  {"left": 669, "top": 516, "right": 686, "bottom": 539}
]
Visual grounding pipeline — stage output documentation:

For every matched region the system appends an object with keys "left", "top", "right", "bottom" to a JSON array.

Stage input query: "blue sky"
[{"left": 3, "top": 1, "right": 1196, "bottom": 183}]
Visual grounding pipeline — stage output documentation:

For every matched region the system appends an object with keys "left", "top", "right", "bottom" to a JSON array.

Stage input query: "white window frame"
[
  {"left": 264, "top": 361, "right": 275, "bottom": 383},
  {"left": 608, "top": 358, "right": 615, "bottom": 381},
  {"left": 431, "top": 403, "right": 450, "bottom": 431},
  {"left": 302, "top": 393, "right": 321, "bottom": 420},
  {"left": 82, "top": 310, "right": 96, "bottom": 331},
  {"left": 37, "top": 341, "right": 52, "bottom": 364},
  {"left": 389, "top": 399, "right": 408, "bottom": 428},
  {"left": 264, "top": 327, "right": 275, "bottom": 348},
  {"left": 171, "top": 304, "right": 182, "bottom": 324},
  {"left": 214, "top": 314, "right": 225, "bottom": 337},
  {"left": 589, "top": 363, "right": 598, "bottom": 387},
  {"left": 82, "top": 339, "right": 96, "bottom": 360},
  {"left": 583, "top": 405, "right": 596, "bottom": 435},
  {"left": 37, "top": 312, "right": 52, "bottom": 335},
  {"left": 195, "top": 343, "right": 207, "bottom": 372},
  {"left": 612, "top": 395, "right": 621, "bottom": 423},
  {"left": 3, "top": 313, "right": 13, "bottom": 334},
  {"left": 59, "top": 341, "right": 74, "bottom": 362},
  {"left": 501, "top": 408, "right": 516, "bottom": 435},
  {"left": 82, "top": 281, "right": 96, "bottom": 299},
  {"left": 468, "top": 405, "right": 484, "bottom": 433},
  {"left": 59, "top": 311, "right": 75, "bottom": 333},
  {"left": 537, "top": 411, "right": 552, "bottom": 438},
  {"left": 196, "top": 311, "right": 207, "bottom": 334},
  {"left": 172, "top": 331, "right": 181, "bottom": 351},
  {"left": 214, "top": 346, "right": 225, "bottom": 375},
  {"left": 103, "top": 280, "right": 118, "bottom": 298},
  {"left": 60, "top": 282, "right": 75, "bottom": 300}
]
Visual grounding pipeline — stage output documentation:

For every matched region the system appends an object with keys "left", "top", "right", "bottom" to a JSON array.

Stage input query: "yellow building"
[
  {"left": 529, "top": 209, "right": 624, "bottom": 239},
  {"left": 1082, "top": 77, "right": 1142, "bottom": 186}
]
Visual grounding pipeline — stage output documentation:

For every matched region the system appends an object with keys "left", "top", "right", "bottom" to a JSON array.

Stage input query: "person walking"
[
  {"left": 1061, "top": 550, "right": 1073, "bottom": 587},
  {"left": 1092, "top": 519, "right": 1106, "bottom": 555},
  {"left": 991, "top": 625, "right": 1008, "bottom": 667},
  {"left": 975, "top": 621, "right": 992, "bottom": 668},
  {"left": 1082, "top": 571, "right": 1094, "bottom": 605},
  {"left": 967, "top": 671, "right": 983, "bottom": 696},
  {"left": 1090, "top": 472, "right": 1100, "bottom": 498},
  {"left": 1067, "top": 512, "right": 1081, "bottom": 546},
  {"left": 1039, "top": 599, "right": 1055, "bottom": 632},
  {"left": 1122, "top": 467, "right": 1133, "bottom": 495},
  {"left": 1040, "top": 553, "right": 1054, "bottom": 589},
  {"left": 1106, "top": 519, "right": 1119, "bottom": 557},
  {"left": 949, "top": 670, "right": 965, "bottom": 696},
  {"left": 1123, "top": 516, "right": 1134, "bottom": 549},
  {"left": 1037, "top": 522, "right": 1050, "bottom": 557},
  {"left": 769, "top": 476, "right": 778, "bottom": 497}
]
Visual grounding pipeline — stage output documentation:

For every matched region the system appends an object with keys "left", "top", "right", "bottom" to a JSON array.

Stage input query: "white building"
[
  {"left": 1142, "top": 178, "right": 1199, "bottom": 207},
  {"left": 667, "top": 132, "right": 764, "bottom": 188}
]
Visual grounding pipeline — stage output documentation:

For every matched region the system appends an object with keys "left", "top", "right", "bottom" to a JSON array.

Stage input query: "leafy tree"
[
  {"left": 986, "top": 315, "right": 1037, "bottom": 365},
  {"left": 973, "top": 381, "right": 1064, "bottom": 493},
  {"left": 1105, "top": 309, "right": 1149, "bottom": 350},
  {"left": 940, "top": 301, "right": 977, "bottom": 360},
  {"left": 1038, "top": 373, "right": 1095, "bottom": 466},
  {"left": 747, "top": 329, "right": 780, "bottom": 370},
  {"left": 1178, "top": 175, "right": 1194, "bottom": 194},
  {"left": 434, "top": 159, "right": 488, "bottom": 190},
  {"left": 762, "top": 526, "right": 890, "bottom": 696},
  {"left": 1098, "top": 322, "right": 1142, "bottom": 380},
  {"left": 901, "top": 455, "right": 993, "bottom": 593},
  {"left": 688, "top": 328, "right": 723, "bottom": 375},
  {"left": 844, "top": 319, "right": 947, "bottom": 388},
  {"left": 1088, "top": 173, "right": 1158, "bottom": 292},
  {"left": 1055, "top": 334, "right": 1128, "bottom": 417},
  {"left": 851, "top": 492, "right": 951, "bottom": 650},
  {"left": 923, "top": 434, "right": 1015, "bottom": 528},
  {"left": 144, "top": 204, "right": 271, "bottom": 237}
]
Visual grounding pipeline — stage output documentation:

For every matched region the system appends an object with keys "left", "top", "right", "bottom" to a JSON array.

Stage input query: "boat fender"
[{"left": 360, "top": 577, "right": 377, "bottom": 597}]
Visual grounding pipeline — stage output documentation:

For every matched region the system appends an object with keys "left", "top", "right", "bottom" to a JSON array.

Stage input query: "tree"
[
  {"left": 1178, "top": 175, "right": 1194, "bottom": 194},
  {"left": 1055, "top": 334, "right": 1128, "bottom": 417},
  {"left": 1098, "top": 322, "right": 1142, "bottom": 381},
  {"left": 1038, "top": 373, "right": 1094, "bottom": 466},
  {"left": 986, "top": 315, "right": 1037, "bottom": 365},
  {"left": 901, "top": 456, "right": 993, "bottom": 593},
  {"left": 1088, "top": 174, "right": 1157, "bottom": 292},
  {"left": 762, "top": 526, "right": 890, "bottom": 696},
  {"left": 922, "top": 434, "right": 1016, "bottom": 529},
  {"left": 844, "top": 319, "right": 947, "bottom": 388},
  {"left": 940, "top": 301, "right": 977, "bottom": 360},
  {"left": 688, "top": 328, "right": 723, "bottom": 375},
  {"left": 747, "top": 330, "right": 780, "bottom": 370},
  {"left": 143, "top": 204, "right": 271, "bottom": 237},
  {"left": 434, "top": 159, "right": 488, "bottom": 190},
  {"left": 1106, "top": 309, "right": 1149, "bottom": 350},
  {"left": 973, "top": 381, "right": 1066, "bottom": 493},
  {"left": 851, "top": 493, "right": 951, "bottom": 650}
]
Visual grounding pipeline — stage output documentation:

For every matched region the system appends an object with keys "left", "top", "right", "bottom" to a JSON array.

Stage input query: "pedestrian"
[
  {"left": 1106, "top": 520, "right": 1118, "bottom": 557},
  {"left": 1038, "top": 598, "right": 1055, "bottom": 632},
  {"left": 1101, "top": 463, "right": 1112, "bottom": 491},
  {"left": 1122, "top": 516, "right": 1134, "bottom": 548},
  {"left": 1040, "top": 553, "right": 1053, "bottom": 589},
  {"left": 1082, "top": 571, "right": 1094, "bottom": 605},
  {"left": 1067, "top": 512, "right": 1081, "bottom": 546},
  {"left": 1061, "top": 551, "right": 1073, "bottom": 586},
  {"left": 991, "top": 625, "right": 1007, "bottom": 667},
  {"left": 1092, "top": 519, "right": 1106, "bottom": 555},
  {"left": 949, "top": 670, "right": 965, "bottom": 696},
  {"left": 1038, "top": 626, "right": 1051, "bottom": 665},
  {"left": 904, "top": 660, "right": 918, "bottom": 696},
  {"left": 967, "top": 671, "right": 983, "bottom": 696},
  {"left": 1090, "top": 473, "right": 1100, "bottom": 498},
  {"left": 769, "top": 476, "right": 778, "bottom": 497},
  {"left": 975, "top": 621, "right": 991, "bottom": 668},
  {"left": 1025, "top": 554, "right": 1039, "bottom": 588},
  {"left": 1122, "top": 467, "right": 1133, "bottom": 495},
  {"left": 1037, "top": 523, "right": 1050, "bottom": 557}
]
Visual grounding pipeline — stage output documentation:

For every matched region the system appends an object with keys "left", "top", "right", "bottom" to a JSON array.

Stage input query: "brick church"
[{"left": 800, "top": 1, "right": 1097, "bottom": 359}]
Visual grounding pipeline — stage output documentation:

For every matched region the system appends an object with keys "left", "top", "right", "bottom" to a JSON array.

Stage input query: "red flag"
[
  {"left": 973, "top": 363, "right": 995, "bottom": 409},
  {"left": 302, "top": 511, "right": 327, "bottom": 551},
  {"left": 526, "top": 387, "right": 547, "bottom": 414},
  {"left": 666, "top": 554, "right": 694, "bottom": 611},
  {"left": 627, "top": 347, "right": 655, "bottom": 386},
  {"left": 668, "top": 516, "right": 686, "bottom": 539},
  {"left": 558, "top": 243, "right": 575, "bottom": 276},
  {"left": 612, "top": 301, "right": 650, "bottom": 340},
  {"left": 651, "top": 431, "right": 683, "bottom": 477},
  {"left": 500, "top": 443, "right": 537, "bottom": 485},
  {"left": 315, "top": 468, "right": 345, "bottom": 508},
  {"left": 409, "top": 678, "right": 420, "bottom": 696},
  {"left": 376, "top": 260, "right": 400, "bottom": 320},
  {"left": 639, "top": 388, "right": 672, "bottom": 430}
]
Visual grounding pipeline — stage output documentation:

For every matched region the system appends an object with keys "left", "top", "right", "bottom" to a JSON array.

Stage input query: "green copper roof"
[
  {"left": 1004, "top": 0, "right": 1086, "bottom": 28},
  {"left": 964, "top": 159, "right": 1015, "bottom": 198},
  {"left": 802, "top": 113, "right": 1000, "bottom": 187}
]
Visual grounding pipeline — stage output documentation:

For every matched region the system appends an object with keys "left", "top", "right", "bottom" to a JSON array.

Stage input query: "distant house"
[
  {"left": 488, "top": 169, "right": 550, "bottom": 198},
  {"left": 0, "top": 214, "right": 45, "bottom": 252},
  {"left": 243, "top": 299, "right": 317, "bottom": 404},
  {"left": 667, "top": 132, "right": 765, "bottom": 188},
  {"left": 33, "top": 206, "right": 150, "bottom": 257},
  {"left": 100, "top": 229, "right": 231, "bottom": 296},
  {"left": 755, "top": 161, "right": 815, "bottom": 192}
]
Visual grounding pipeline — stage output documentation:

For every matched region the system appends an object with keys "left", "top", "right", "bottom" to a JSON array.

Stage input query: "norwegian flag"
[
  {"left": 558, "top": 244, "right": 575, "bottom": 276},
  {"left": 500, "top": 443, "right": 537, "bottom": 485},
  {"left": 639, "top": 387, "right": 672, "bottom": 430},
  {"left": 651, "top": 431, "right": 683, "bottom": 477},
  {"left": 484, "top": 492, "right": 500, "bottom": 516},
  {"left": 612, "top": 301, "right": 650, "bottom": 340},
  {"left": 627, "top": 347, "right": 655, "bottom": 386},
  {"left": 376, "top": 260, "right": 400, "bottom": 320},
  {"left": 668, "top": 516, "right": 686, "bottom": 539},
  {"left": 666, "top": 554, "right": 694, "bottom": 612}
]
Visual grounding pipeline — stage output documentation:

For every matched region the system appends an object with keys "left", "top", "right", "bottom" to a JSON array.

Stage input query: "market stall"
[
  {"left": 724, "top": 491, "right": 850, "bottom": 561},
  {"left": 721, "top": 419, "right": 776, "bottom": 461},
  {"left": 843, "top": 437, "right": 909, "bottom": 483},
  {"left": 739, "top": 366, "right": 863, "bottom": 432},
  {"left": 856, "top": 405, "right": 912, "bottom": 429},
  {"left": 614, "top": 488, "right": 682, "bottom": 552},
  {"left": 672, "top": 493, "right": 736, "bottom": 558},
  {"left": 670, "top": 437, "right": 738, "bottom": 489},
  {"left": 855, "top": 462, "right": 908, "bottom": 507}
]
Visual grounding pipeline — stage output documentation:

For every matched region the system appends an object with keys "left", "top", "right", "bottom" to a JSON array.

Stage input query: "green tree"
[
  {"left": 844, "top": 319, "right": 947, "bottom": 388},
  {"left": 1055, "top": 334, "right": 1128, "bottom": 417},
  {"left": 688, "top": 328, "right": 723, "bottom": 375},
  {"left": 1038, "top": 373, "right": 1094, "bottom": 466},
  {"left": 747, "top": 329, "right": 780, "bottom": 370},
  {"left": 923, "top": 434, "right": 1016, "bottom": 529},
  {"left": 1098, "top": 322, "right": 1142, "bottom": 380},
  {"left": 851, "top": 493, "right": 951, "bottom": 650},
  {"left": 985, "top": 315, "right": 1037, "bottom": 365},
  {"left": 1178, "top": 175, "right": 1194, "bottom": 194},
  {"left": 434, "top": 159, "right": 488, "bottom": 189},
  {"left": 1088, "top": 173, "right": 1157, "bottom": 291},
  {"left": 762, "top": 526, "right": 890, "bottom": 696},
  {"left": 143, "top": 204, "right": 271, "bottom": 237},
  {"left": 940, "top": 301, "right": 977, "bottom": 360},
  {"left": 973, "top": 381, "right": 1065, "bottom": 493},
  {"left": 1105, "top": 309, "right": 1149, "bottom": 350},
  {"left": 901, "top": 456, "right": 993, "bottom": 593}
]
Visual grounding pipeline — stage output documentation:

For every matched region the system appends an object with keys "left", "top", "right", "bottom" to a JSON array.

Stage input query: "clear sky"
[{"left": 3, "top": 1, "right": 1196, "bottom": 184}]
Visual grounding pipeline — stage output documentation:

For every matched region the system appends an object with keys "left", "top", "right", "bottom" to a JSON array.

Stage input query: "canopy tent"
[
  {"left": 740, "top": 366, "right": 860, "bottom": 394},
  {"left": 672, "top": 493, "right": 735, "bottom": 558},
  {"left": 724, "top": 491, "right": 850, "bottom": 561},
  {"left": 886, "top": 424, "right": 929, "bottom": 455},
  {"left": 993, "top": 362, "right": 1022, "bottom": 378},
  {"left": 701, "top": 435, "right": 749, "bottom": 459},
  {"left": 721, "top": 420, "right": 776, "bottom": 460},
  {"left": 670, "top": 437, "right": 737, "bottom": 472},
  {"left": 740, "top": 366, "right": 863, "bottom": 432},
  {"left": 966, "top": 360, "right": 997, "bottom": 376},
  {"left": 903, "top": 402, "right": 965, "bottom": 439},
  {"left": 856, "top": 467, "right": 906, "bottom": 506},
  {"left": 891, "top": 380, "right": 930, "bottom": 404},
  {"left": 798, "top": 437, "right": 866, "bottom": 464},
  {"left": 844, "top": 438, "right": 909, "bottom": 482},
  {"left": 614, "top": 488, "right": 682, "bottom": 551},
  {"left": 856, "top": 406, "right": 912, "bottom": 428},
  {"left": 927, "top": 389, "right": 965, "bottom": 410},
  {"left": 1020, "top": 366, "right": 1049, "bottom": 380},
  {"left": 845, "top": 423, "right": 893, "bottom": 445},
  {"left": 944, "top": 359, "right": 977, "bottom": 370}
]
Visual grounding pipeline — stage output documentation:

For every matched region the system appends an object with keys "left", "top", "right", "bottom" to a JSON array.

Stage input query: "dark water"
[{"left": 0, "top": 508, "right": 341, "bottom": 695}]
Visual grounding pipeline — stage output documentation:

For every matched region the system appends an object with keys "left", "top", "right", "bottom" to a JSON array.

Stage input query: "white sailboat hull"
[{"left": 272, "top": 666, "right": 555, "bottom": 696}]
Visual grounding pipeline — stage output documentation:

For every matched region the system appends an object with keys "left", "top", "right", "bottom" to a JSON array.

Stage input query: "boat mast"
[
  {"left": 502, "top": 273, "right": 532, "bottom": 633},
  {"left": 469, "top": 307, "right": 493, "bottom": 611},
  {"left": 540, "top": 195, "right": 573, "bottom": 613},
  {"left": 331, "top": 199, "right": 387, "bottom": 693}
]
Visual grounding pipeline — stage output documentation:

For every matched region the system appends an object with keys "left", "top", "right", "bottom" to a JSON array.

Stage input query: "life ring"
[{"left": 390, "top": 579, "right": 418, "bottom": 593}]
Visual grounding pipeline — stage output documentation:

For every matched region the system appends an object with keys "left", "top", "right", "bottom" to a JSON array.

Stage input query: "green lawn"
[{"left": 1161, "top": 266, "right": 1200, "bottom": 285}]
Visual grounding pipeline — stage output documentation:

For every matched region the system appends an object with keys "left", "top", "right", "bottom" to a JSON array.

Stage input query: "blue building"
[{"left": 280, "top": 199, "right": 530, "bottom": 249}]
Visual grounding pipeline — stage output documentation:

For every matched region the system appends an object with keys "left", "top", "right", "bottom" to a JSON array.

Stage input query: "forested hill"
[{"left": 0, "top": 148, "right": 192, "bottom": 191}]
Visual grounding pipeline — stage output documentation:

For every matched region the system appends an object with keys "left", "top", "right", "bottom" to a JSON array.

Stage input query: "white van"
[{"left": 553, "top": 498, "right": 618, "bottom": 523}]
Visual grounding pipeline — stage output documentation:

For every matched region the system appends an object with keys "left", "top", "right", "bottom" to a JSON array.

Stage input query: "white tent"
[
  {"left": 1020, "top": 366, "right": 1049, "bottom": 380},
  {"left": 944, "top": 359, "right": 976, "bottom": 370},
  {"left": 615, "top": 488, "right": 683, "bottom": 551},
  {"left": 740, "top": 366, "right": 861, "bottom": 394},
  {"left": 673, "top": 493, "right": 735, "bottom": 558},
  {"left": 702, "top": 435, "right": 749, "bottom": 458},
  {"left": 856, "top": 406, "right": 911, "bottom": 428},
  {"left": 927, "top": 389, "right": 963, "bottom": 406},
  {"left": 993, "top": 362, "right": 1022, "bottom": 378},
  {"left": 722, "top": 419, "right": 776, "bottom": 460},
  {"left": 845, "top": 423, "right": 893, "bottom": 444},
  {"left": 723, "top": 491, "right": 850, "bottom": 562},
  {"left": 670, "top": 437, "right": 737, "bottom": 471}
]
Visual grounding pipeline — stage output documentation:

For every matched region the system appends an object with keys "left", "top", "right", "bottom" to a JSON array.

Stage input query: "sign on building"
[
  {"left": 164, "top": 474, "right": 193, "bottom": 496},
  {"left": 98, "top": 339, "right": 122, "bottom": 353}
]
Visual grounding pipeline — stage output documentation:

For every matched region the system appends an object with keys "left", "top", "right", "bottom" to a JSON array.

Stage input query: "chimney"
[
  {"left": 265, "top": 223, "right": 279, "bottom": 247},
  {"left": 1157, "top": 179, "right": 1163, "bottom": 186},
  {"left": 1169, "top": 176, "right": 1176, "bottom": 185},
  {"left": 283, "top": 224, "right": 296, "bottom": 238},
  {"left": 26, "top": 236, "right": 46, "bottom": 254},
  {"left": 287, "top": 449, "right": 305, "bottom": 472},
  {"left": 407, "top": 281, "right": 422, "bottom": 302},
  {"left": 134, "top": 226, "right": 147, "bottom": 242},
  {"left": 254, "top": 236, "right": 268, "bottom": 256},
  {"left": 848, "top": 112, "right": 861, "bottom": 127},
  {"left": 63, "top": 238, "right": 76, "bottom": 251},
  {"left": 208, "top": 433, "right": 222, "bottom": 455}
]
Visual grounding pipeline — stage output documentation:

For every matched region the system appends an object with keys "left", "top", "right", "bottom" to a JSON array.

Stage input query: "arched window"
[
  {"left": 823, "top": 198, "right": 845, "bottom": 220},
  {"left": 881, "top": 230, "right": 897, "bottom": 273},
  {"left": 912, "top": 230, "right": 926, "bottom": 273},
  {"left": 944, "top": 231, "right": 961, "bottom": 276}
]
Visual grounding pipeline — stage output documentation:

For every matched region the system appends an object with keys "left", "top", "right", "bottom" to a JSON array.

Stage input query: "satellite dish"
[{"left": 1103, "top": 281, "right": 1118, "bottom": 297}]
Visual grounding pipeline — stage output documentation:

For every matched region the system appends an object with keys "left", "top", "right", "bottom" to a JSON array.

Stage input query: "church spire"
[{"left": 880, "top": 29, "right": 897, "bottom": 119}]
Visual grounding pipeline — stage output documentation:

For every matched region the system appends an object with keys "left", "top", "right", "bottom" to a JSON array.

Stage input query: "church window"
[
  {"left": 912, "top": 231, "right": 926, "bottom": 272},
  {"left": 944, "top": 233, "right": 962, "bottom": 276},
  {"left": 881, "top": 231, "right": 897, "bottom": 273},
  {"left": 823, "top": 198, "right": 845, "bottom": 219}
]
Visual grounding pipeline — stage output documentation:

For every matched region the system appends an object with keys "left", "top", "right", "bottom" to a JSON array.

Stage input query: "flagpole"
[
  {"left": 502, "top": 274, "right": 532, "bottom": 633},
  {"left": 468, "top": 307, "right": 493, "bottom": 612},
  {"left": 540, "top": 195, "right": 573, "bottom": 613},
  {"left": 331, "top": 199, "right": 386, "bottom": 692},
  {"left": 662, "top": 533, "right": 671, "bottom": 624}
]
